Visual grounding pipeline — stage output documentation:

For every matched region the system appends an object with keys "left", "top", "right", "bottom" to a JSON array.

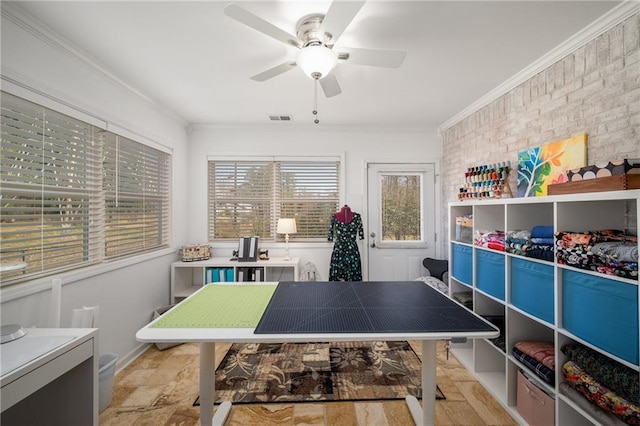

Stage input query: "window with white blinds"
[
  {"left": 0, "top": 92, "right": 171, "bottom": 286},
  {"left": 208, "top": 159, "right": 340, "bottom": 240},
  {"left": 103, "top": 133, "right": 171, "bottom": 258}
]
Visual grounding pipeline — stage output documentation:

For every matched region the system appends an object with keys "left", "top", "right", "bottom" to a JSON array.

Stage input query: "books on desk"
[
  {"left": 206, "top": 267, "right": 234, "bottom": 283},
  {"left": 237, "top": 267, "right": 265, "bottom": 282},
  {"left": 205, "top": 266, "right": 266, "bottom": 283}
]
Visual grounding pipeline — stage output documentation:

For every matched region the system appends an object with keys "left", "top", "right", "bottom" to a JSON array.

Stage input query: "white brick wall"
[{"left": 440, "top": 12, "right": 640, "bottom": 253}]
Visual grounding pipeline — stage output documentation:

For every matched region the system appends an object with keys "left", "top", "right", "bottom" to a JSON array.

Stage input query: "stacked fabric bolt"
[
  {"left": 482, "top": 315, "right": 505, "bottom": 353},
  {"left": 452, "top": 291, "right": 473, "bottom": 310},
  {"left": 562, "top": 342, "right": 640, "bottom": 425},
  {"left": 555, "top": 229, "right": 638, "bottom": 279},
  {"left": 505, "top": 229, "right": 530, "bottom": 256},
  {"left": 511, "top": 341, "right": 555, "bottom": 385},
  {"left": 474, "top": 230, "right": 505, "bottom": 251},
  {"left": 526, "top": 225, "right": 555, "bottom": 262}
]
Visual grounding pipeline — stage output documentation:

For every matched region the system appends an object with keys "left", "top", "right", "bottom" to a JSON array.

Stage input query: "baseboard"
[{"left": 114, "top": 342, "right": 150, "bottom": 376}]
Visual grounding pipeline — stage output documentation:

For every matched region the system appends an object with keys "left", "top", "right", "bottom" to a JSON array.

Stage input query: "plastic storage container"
[{"left": 99, "top": 353, "right": 118, "bottom": 412}]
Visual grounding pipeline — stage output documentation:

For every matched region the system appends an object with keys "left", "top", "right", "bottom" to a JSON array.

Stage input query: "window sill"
[{"left": 0, "top": 248, "right": 177, "bottom": 303}]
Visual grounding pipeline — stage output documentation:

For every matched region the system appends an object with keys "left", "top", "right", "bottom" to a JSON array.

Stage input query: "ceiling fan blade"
[
  {"left": 321, "top": 1, "right": 366, "bottom": 47},
  {"left": 339, "top": 47, "right": 406, "bottom": 68},
  {"left": 224, "top": 4, "right": 302, "bottom": 48},
  {"left": 319, "top": 73, "right": 342, "bottom": 98},
  {"left": 250, "top": 61, "right": 297, "bottom": 82}
]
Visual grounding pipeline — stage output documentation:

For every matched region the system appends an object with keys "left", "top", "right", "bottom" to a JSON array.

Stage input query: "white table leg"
[
  {"left": 405, "top": 340, "right": 437, "bottom": 426},
  {"left": 200, "top": 342, "right": 215, "bottom": 426},
  {"left": 200, "top": 342, "right": 232, "bottom": 426}
]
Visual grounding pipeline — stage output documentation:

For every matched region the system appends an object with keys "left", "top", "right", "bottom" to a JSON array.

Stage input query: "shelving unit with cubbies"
[
  {"left": 170, "top": 257, "right": 299, "bottom": 304},
  {"left": 448, "top": 190, "right": 639, "bottom": 425}
]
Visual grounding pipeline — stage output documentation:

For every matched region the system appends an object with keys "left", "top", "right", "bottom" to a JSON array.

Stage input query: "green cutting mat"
[{"left": 151, "top": 284, "right": 277, "bottom": 328}]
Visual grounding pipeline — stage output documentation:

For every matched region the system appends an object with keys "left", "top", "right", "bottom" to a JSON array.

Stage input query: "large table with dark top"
[{"left": 137, "top": 281, "right": 498, "bottom": 426}]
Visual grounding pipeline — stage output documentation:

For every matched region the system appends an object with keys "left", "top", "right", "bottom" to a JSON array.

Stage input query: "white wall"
[
  {"left": 187, "top": 125, "right": 442, "bottom": 280},
  {"left": 0, "top": 4, "right": 441, "bottom": 368},
  {"left": 0, "top": 7, "right": 189, "bottom": 366}
]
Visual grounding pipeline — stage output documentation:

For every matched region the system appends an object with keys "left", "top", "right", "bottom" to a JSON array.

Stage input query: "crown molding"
[
  {"left": 438, "top": 1, "right": 640, "bottom": 134},
  {"left": 188, "top": 122, "right": 437, "bottom": 134}
]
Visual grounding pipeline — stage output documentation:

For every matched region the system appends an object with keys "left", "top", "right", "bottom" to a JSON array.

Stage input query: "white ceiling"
[{"left": 8, "top": 1, "right": 621, "bottom": 128}]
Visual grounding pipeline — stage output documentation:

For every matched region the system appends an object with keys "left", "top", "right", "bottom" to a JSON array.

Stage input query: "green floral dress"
[{"left": 328, "top": 213, "right": 364, "bottom": 281}]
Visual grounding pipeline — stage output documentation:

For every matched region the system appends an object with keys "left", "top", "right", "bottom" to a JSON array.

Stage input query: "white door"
[{"left": 366, "top": 163, "right": 437, "bottom": 281}]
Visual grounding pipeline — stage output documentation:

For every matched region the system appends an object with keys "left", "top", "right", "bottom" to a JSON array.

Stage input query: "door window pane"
[{"left": 380, "top": 174, "right": 421, "bottom": 241}]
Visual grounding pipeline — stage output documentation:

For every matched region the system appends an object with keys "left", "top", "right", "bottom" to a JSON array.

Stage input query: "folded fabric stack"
[
  {"left": 555, "top": 229, "right": 638, "bottom": 280},
  {"left": 559, "top": 382, "right": 628, "bottom": 426},
  {"left": 452, "top": 291, "right": 473, "bottom": 310},
  {"left": 511, "top": 341, "right": 555, "bottom": 385},
  {"left": 474, "top": 229, "right": 505, "bottom": 251},
  {"left": 482, "top": 315, "right": 505, "bottom": 352},
  {"left": 527, "top": 225, "right": 555, "bottom": 262},
  {"left": 562, "top": 361, "right": 640, "bottom": 425},
  {"left": 504, "top": 225, "right": 555, "bottom": 261},
  {"left": 561, "top": 342, "right": 639, "bottom": 426},
  {"left": 505, "top": 229, "right": 530, "bottom": 256}
]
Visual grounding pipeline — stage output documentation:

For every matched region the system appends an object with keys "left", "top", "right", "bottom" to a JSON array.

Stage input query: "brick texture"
[{"left": 440, "top": 12, "right": 640, "bottom": 252}]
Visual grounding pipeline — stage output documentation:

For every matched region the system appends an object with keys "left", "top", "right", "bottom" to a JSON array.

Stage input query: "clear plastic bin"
[{"left": 99, "top": 353, "right": 118, "bottom": 412}]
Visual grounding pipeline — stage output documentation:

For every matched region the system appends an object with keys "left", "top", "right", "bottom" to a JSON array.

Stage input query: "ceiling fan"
[{"left": 224, "top": 1, "right": 407, "bottom": 98}]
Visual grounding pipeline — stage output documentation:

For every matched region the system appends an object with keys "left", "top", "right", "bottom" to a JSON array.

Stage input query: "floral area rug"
[{"left": 194, "top": 341, "right": 444, "bottom": 405}]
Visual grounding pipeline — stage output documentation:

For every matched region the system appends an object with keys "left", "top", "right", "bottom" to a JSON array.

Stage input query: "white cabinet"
[
  {"left": 171, "top": 256, "right": 300, "bottom": 303},
  {"left": 1, "top": 328, "right": 99, "bottom": 425},
  {"left": 448, "top": 190, "right": 639, "bottom": 425}
]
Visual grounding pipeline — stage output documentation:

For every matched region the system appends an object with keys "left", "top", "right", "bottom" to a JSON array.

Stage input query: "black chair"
[{"left": 422, "top": 258, "right": 448, "bottom": 282}]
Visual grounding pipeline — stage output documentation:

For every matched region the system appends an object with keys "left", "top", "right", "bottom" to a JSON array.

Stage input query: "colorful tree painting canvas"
[{"left": 517, "top": 134, "right": 587, "bottom": 197}]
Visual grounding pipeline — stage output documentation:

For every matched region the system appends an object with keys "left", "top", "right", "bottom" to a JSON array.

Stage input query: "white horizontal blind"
[
  {"left": 277, "top": 161, "right": 340, "bottom": 238},
  {"left": 208, "top": 159, "right": 340, "bottom": 240},
  {"left": 1, "top": 92, "right": 103, "bottom": 284},
  {"left": 208, "top": 161, "right": 274, "bottom": 239},
  {"left": 0, "top": 91, "right": 171, "bottom": 287},
  {"left": 103, "top": 133, "right": 171, "bottom": 258}
]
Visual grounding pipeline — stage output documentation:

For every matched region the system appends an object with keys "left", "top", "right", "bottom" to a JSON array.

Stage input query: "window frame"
[
  {"left": 379, "top": 171, "right": 425, "bottom": 243},
  {"left": 0, "top": 90, "right": 173, "bottom": 288},
  {"left": 207, "top": 155, "right": 344, "bottom": 242}
]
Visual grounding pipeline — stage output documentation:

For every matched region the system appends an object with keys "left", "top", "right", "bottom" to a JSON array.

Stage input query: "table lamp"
[{"left": 276, "top": 218, "right": 297, "bottom": 261}]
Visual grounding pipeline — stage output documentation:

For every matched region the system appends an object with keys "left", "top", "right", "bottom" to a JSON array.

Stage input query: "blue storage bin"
[
  {"left": 511, "top": 258, "right": 554, "bottom": 323},
  {"left": 476, "top": 250, "right": 505, "bottom": 300},
  {"left": 451, "top": 244, "right": 472, "bottom": 285},
  {"left": 562, "top": 270, "right": 639, "bottom": 365}
]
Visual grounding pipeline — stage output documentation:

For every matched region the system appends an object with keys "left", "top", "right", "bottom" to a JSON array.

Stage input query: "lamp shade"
[
  {"left": 276, "top": 218, "right": 297, "bottom": 235},
  {"left": 296, "top": 45, "right": 338, "bottom": 79}
]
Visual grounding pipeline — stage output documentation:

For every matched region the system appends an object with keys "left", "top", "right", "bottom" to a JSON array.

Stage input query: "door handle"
[{"left": 370, "top": 232, "right": 376, "bottom": 248}]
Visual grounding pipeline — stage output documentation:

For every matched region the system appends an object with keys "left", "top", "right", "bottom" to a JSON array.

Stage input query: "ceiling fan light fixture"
[{"left": 296, "top": 45, "right": 337, "bottom": 80}]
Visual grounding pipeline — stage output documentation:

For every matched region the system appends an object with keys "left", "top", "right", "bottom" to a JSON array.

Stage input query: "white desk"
[
  {"left": 1, "top": 328, "right": 99, "bottom": 425},
  {"left": 136, "top": 282, "right": 498, "bottom": 426}
]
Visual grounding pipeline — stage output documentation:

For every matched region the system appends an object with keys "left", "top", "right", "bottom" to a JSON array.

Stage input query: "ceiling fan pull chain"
[{"left": 313, "top": 78, "right": 319, "bottom": 124}]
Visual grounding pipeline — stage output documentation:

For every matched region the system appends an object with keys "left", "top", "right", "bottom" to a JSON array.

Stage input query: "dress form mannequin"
[
  {"left": 335, "top": 205, "right": 353, "bottom": 224},
  {"left": 328, "top": 205, "right": 364, "bottom": 281}
]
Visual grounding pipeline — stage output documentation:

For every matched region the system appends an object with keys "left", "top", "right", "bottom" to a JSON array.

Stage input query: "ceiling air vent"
[{"left": 268, "top": 115, "right": 293, "bottom": 121}]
